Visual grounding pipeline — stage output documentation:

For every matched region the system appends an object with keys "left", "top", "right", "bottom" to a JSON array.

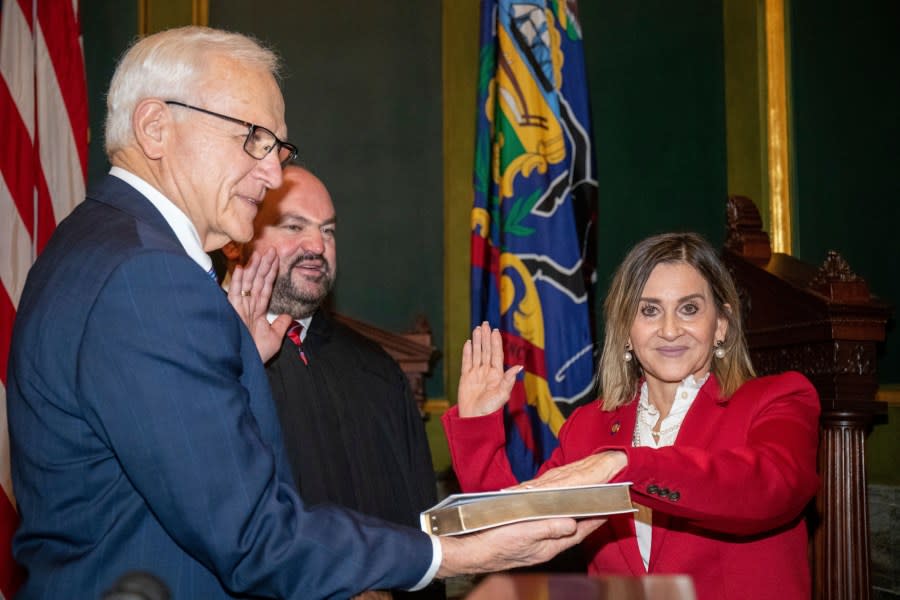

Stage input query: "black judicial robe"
[{"left": 265, "top": 309, "right": 437, "bottom": 530}]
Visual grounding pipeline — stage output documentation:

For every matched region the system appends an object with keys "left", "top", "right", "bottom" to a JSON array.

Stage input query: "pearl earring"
[
  {"left": 624, "top": 343, "right": 633, "bottom": 362},
  {"left": 714, "top": 340, "right": 726, "bottom": 359}
]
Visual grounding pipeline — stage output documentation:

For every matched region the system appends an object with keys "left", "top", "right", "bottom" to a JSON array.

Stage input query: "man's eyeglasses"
[{"left": 165, "top": 100, "right": 298, "bottom": 167}]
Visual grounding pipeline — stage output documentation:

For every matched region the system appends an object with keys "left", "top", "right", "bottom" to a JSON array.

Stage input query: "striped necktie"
[
  {"left": 286, "top": 321, "right": 309, "bottom": 365},
  {"left": 206, "top": 267, "right": 217, "bottom": 282}
]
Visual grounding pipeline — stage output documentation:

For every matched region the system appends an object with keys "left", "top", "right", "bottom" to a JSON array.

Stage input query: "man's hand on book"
[
  {"left": 458, "top": 322, "right": 522, "bottom": 417},
  {"left": 436, "top": 516, "right": 604, "bottom": 578},
  {"left": 518, "top": 451, "right": 629, "bottom": 490}
]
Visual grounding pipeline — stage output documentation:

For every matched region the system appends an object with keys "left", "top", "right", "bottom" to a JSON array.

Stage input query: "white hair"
[{"left": 104, "top": 26, "right": 280, "bottom": 157}]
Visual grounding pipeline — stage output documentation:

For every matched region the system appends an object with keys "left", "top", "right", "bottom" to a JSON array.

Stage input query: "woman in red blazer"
[{"left": 443, "top": 232, "right": 819, "bottom": 600}]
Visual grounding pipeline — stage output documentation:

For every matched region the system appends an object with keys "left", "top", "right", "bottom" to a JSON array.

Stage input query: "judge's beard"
[{"left": 268, "top": 254, "right": 335, "bottom": 319}]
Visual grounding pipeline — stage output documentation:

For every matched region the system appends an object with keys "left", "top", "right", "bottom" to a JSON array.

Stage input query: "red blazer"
[{"left": 443, "top": 372, "right": 820, "bottom": 600}]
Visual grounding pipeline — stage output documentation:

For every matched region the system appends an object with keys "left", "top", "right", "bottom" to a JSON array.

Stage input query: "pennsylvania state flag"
[{"left": 471, "top": 0, "right": 598, "bottom": 481}]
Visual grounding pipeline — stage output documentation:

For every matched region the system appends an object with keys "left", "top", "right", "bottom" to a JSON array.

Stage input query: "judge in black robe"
[
  {"left": 266, "top": 308, "right": 437, "bottom": 529},
  {"left": 224, "top": 165, "right": 444, "bottom": 598}
]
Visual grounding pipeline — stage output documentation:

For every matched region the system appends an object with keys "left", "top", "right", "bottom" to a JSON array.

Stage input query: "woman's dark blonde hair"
[{"left": 597, "top": 232, "right": 755, "bottom": 410}]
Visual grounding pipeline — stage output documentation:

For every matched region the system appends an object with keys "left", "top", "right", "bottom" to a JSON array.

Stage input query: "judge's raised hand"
[
  {"left": 227, "top": 247, "right": 292, "bottom": 362},
  {"left": 457, "top": 321, "right": 522, "bottom": 418}
]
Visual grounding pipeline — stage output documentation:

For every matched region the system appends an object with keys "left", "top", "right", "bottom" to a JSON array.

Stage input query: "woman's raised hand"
[{"left": 457, "top": 321, "right": 522, "bottom": 418}]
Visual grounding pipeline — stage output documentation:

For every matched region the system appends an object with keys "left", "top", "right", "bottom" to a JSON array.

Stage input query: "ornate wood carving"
[
  {"left": 750, "top": 341, "right": 877, "bottom": 378},
  {"left": 332, "top": 312, "right": 439, "bottom": 416},
  {"left": 810, "top": 251, "right": 871, "bottom": 303},
  {"left": 725, "top": 195, "right": 772, "bottom": 266},
  {"left": 723, "top": 196, "right": 890, "bottom": 600}
]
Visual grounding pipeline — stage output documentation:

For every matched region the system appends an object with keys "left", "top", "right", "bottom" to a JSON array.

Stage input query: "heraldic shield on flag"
[{"left": 471, "top": 0, "right": 599, "bottom": 481}]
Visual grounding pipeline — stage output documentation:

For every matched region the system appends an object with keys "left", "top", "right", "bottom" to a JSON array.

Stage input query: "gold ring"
[{"left": 240, "top": 290, "right": 251, "bottom": 297}]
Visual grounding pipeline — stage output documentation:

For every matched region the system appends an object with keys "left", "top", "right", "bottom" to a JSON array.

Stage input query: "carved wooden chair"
[{"left": 723, "top": 196, "right": 890, "bottom": 600}]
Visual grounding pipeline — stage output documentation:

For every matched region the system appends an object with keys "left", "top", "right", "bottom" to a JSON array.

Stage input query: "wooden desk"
[{"left": 466, "top": 574, "right": 696, "bottom": 600}]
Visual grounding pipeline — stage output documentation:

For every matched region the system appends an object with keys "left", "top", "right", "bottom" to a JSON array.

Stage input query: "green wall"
[
  {"left": 82, "top": 0, "right": 138, "bottom": 187},
  {"left": 578, "top": 2, "right": 728, "bottom": 326},
  {"left": 788, "top": 0, "right": 900, "bottom": 386},
  {"left": 209, "top": 1, "right": 445, "bottom": 396},
  {"left": 786, "top": 0, "right": 900, "bottom": 485}
]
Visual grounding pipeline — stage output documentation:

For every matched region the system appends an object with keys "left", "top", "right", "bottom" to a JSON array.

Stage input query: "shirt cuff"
[{"left": 408, "top": 535, "right": 442, "bottom": 591}]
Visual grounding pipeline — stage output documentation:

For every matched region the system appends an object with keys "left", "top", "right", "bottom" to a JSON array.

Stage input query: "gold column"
[
  {"left": 441, "top": 0, "right": 479, "bottom": 412},
  {"left": 192, "top": 0, "right": 208, "bottom": 27},
  {"left": 138, "top": 0, "right": 208, "bottom": 36},
  {"left": 723, "top": 1, "right": 767, "bottom": 225},
  {"left": 765, "top": 0, "right": 792, "bottom": 253}
]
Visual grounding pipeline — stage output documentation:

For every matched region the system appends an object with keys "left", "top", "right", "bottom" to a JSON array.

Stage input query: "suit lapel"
[
  {"left": 649, "top": 376, "right": 727, "bottom": 570},
  {"left": 600, "top": 401, "right": 647, "bottom": 575},
  {"left": 673, "top": 375, "right": 726, "bottom": 448}
]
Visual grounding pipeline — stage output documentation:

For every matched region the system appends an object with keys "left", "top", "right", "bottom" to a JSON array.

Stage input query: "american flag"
[{"left": 0, "top": 0, "right": 88, "bottom": 594}]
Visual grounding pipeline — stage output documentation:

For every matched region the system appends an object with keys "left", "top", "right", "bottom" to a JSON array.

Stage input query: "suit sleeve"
[
  {"left": 606, "top": 372, "right": 820, "bottom": 535},
  {"left": 77, "top": 253, "right": 433, "bottom": 598}
]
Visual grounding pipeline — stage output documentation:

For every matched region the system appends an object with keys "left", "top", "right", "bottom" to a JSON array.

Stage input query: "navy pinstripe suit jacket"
[{"left": 7, "top": 174, "right": 432, "bottom": 599}]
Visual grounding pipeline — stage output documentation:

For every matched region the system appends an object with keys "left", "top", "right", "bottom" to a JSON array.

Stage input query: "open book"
[{"left": 420, "top": 482, "right": 635, "bottom": 536}]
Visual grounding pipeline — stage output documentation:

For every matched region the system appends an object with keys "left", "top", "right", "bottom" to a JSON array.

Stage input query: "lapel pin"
[{"left": 610, "top": 421, "right": 621, "bottom": 435}]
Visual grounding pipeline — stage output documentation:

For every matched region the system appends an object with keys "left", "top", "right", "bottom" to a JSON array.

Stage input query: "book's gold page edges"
[{"left": 428, "top": 485, "right": 635, "bottom": 536}]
